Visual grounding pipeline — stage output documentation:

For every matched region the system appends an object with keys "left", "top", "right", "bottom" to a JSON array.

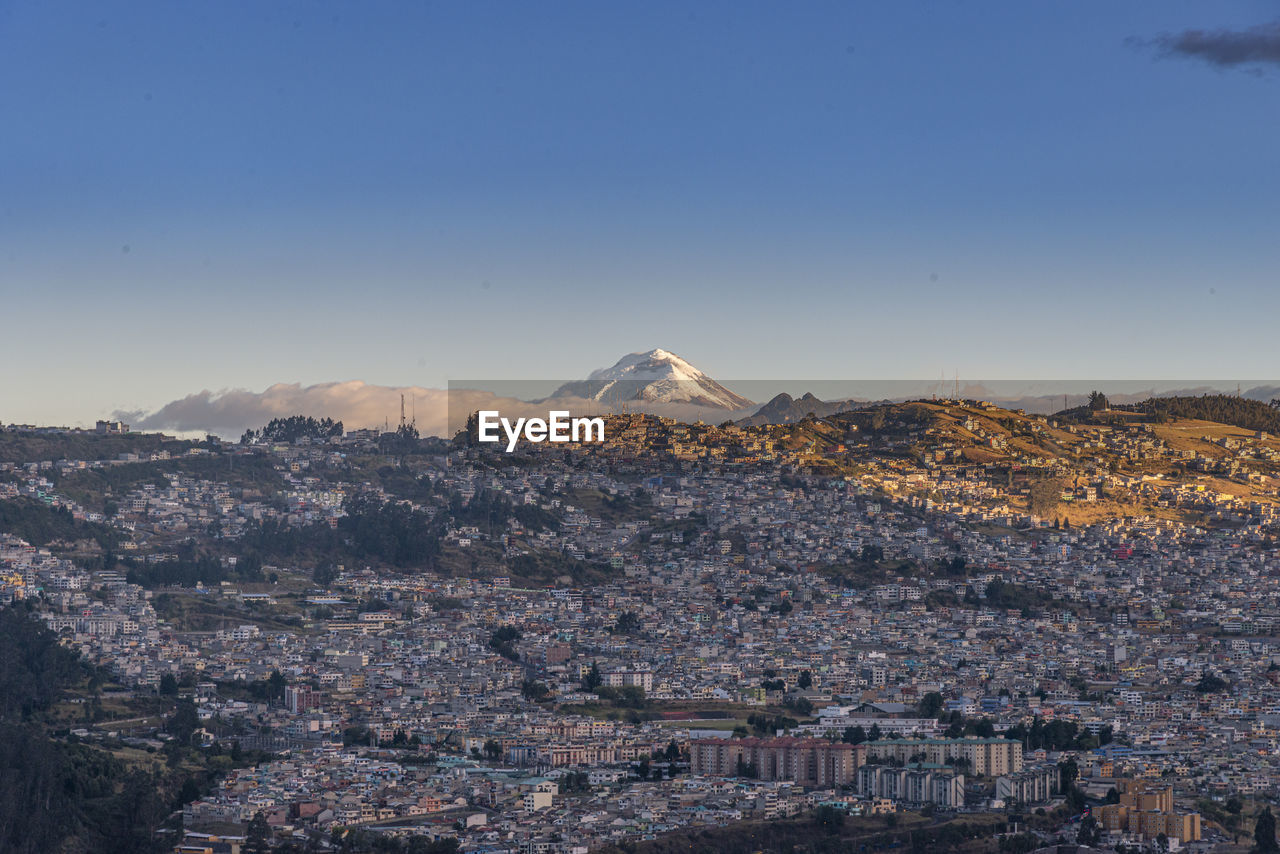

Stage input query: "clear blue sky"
[{"left": 2, "top": 1, "right": 1278, "bottom": 426}]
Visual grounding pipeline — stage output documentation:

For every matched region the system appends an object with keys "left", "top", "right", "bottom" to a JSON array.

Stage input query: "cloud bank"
[
  {"left": 119, "top": 381, "right": 757, "bottom": 440},
  {"left": 120, "top": 382, "right": 455, "bottom": 440},
  {"left": 1140, "top": 19, "right": 1280, "bottom": 68},
  {"left": 123, "top": 380, "right": 1280, "bottom": 441}
]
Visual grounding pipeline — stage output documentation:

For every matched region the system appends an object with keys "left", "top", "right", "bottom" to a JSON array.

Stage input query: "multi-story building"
[
  {"left": 857, "top": 764, "right": 965, "bottom": 808},
  {"left": 996, "top": 765, "right": 1059, "bottom": 805},
  {"left": 1094, "top": 781, "right": 1201, "bottom": 844},
  {"left": 690, "top": 737, "right": 863, "bottom": 787},
  {"left": 863, "top": 738, "right": 1022, "bottom": 776}
]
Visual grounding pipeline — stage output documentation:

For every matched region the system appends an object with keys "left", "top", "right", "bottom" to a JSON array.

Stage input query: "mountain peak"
[{"left": 555, "top": 349, "right": 753, "bottom": 410}]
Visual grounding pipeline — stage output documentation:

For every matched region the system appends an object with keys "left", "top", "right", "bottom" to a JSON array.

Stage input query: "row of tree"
[{"left": 240, "top": 416, "right": 343, "bottom": 445}]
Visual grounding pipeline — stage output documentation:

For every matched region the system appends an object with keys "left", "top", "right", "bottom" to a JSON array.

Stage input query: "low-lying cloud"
[
  {"left": 119, "top": 381, "right": 756, "bottom": 440},
  {"left": 120, "top": 382, "right": 455, "bottom": 440},
  {"left": 123, "top": 380, "right": 1280, "bottom": 441},
  {"left": 1139, "top": 19, "right": 1280, "bottom": 68}
]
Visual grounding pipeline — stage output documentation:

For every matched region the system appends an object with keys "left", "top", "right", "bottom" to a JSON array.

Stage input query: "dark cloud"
[{"left": 1139, "top": 19, "right": 1280, "bottom": 68}]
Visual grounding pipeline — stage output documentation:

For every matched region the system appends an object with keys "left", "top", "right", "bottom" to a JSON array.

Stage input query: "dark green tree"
[
  {"left": 246, "top": 811, "right": 272, "bottom": 854},
  {"left": 582, "top": 662, "right": 602, "bottom": 692},
  {"left": 1257, "top": 807, "right": 1278, "bottom": 853},
  {"left": 167, "top": 697, "right": 199, "bottom": 745},
  {"left": 1078, "top": 815, "right": 1101, "bottom": 847},
  {"left": 918, "top": 691, "right": 944, "bottom": 718},
  {"left": 1059, "top": 757, "right": 1079, "bottom": 790},
  {"left": 612, "top": 611, "right": 640, "bottom": 634},
  {"left": 267, "top": 670, "right": 286, "bottom": 702}
]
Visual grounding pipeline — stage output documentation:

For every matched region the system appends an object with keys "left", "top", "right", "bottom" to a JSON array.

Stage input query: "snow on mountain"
[{"left": 553, "top": 349, "right": 754, "bottom": 410}]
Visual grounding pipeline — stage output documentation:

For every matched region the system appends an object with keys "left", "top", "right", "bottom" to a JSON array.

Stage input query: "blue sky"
[{"left": 2, "top": 1, "right": 1278, "bottom": 427}]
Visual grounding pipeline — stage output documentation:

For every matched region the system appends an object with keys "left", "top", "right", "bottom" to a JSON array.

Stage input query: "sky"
[{"left": 2, "top": 1, "right": 1279, "bottom": 430}]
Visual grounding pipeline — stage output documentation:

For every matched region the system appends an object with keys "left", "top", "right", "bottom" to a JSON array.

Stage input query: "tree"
[
  {"left": 798, "top": 670, "right": 813, "bottom": 689},
  {"left": 1077, "top": 815, "right": 1101, "bottom": 847},
  {"left": 918, "top": 691, "right": 944, "bottom": 719},
  {"left": 176, "top": 777, "right": 202, "bottom": 808},
  {"left": 814, "top": 804, "right": 845, "bottom": 831},
  {"left": 167, "top": 697, "right": 199, "bottom": 745},
  {"left": 582, "top": 662, "right": 602, "bottom": 692},
  {"left": 483, "top": 739, "right": 502, "bottom": 760},
  {"left": 521, "top": 679, "right": 551, "bottom": 702},
  {"left": 159, "top": 673, "right": 179, "bottom": 696},
  {"left": 1197, "top": 673, "right": 1229, "bottom": 693},
  {"left": 612, "top": 611, "right": 641, "bottom": 634},
  {"left": 242, "top": 415, "right": 343, "bottom": 445},
  {"left": 246, "top": 811, "right": 272, "bottom": 854},
  {"left": 314, "top": 563, "right": 337, "bottom": 587},
  {"left": 1257, "top": 807, "right": 1279, "bottom": 853},
  {"left": 488, "top": 625, "right": 521, "bottom": 661},
  {"left": 267, "top": 670, "right": 286, "bottom": 702},
  {"left": 1087, "top": 391, "right": 1109, "bottom": 412},
  {"left": 1058, "top": 757, "right": 1079, "bottom": 790}
]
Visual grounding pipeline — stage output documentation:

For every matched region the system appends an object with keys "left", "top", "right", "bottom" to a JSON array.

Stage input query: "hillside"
[
  {"left": 753, "top": 398, "right": 1280, "bottom": 526},
  {"left": 1138, "top": 394, "right": 1280, "bottom": 433}
]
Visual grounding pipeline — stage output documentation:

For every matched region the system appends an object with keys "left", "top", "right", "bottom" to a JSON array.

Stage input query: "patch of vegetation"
[
  {"left": 1028, "top": 477, "right": 1066, "bottom": 517},
  {"left": 488, "top": 625, "right": 521, "bottom": 661},
  {"left": 0, "top": 605, "right": 173, "bottom": 852},
  {"left": 1139, "top": 395, "right": 1280, "bottom": 433},
  {"left": 981, "top": 578, "right": 1055, "bottom": 613},
  {"left": 1195, "top": 672, "right": 1229, "bottom": 693},
  {"left": 1003, "top": 717, "right": 1112, "bottom": 751},
  {"left": 0, "top": 431, "right": 193, "bottom": 464},
  {"left": 0, "top": 498, "right": 118, "bottom": 551},
  {"left": 593, "top": 810, "right": 1005, "bottom": 854},
  {"left": 240, "top": 416, "right": 342, "bottom": 445}
]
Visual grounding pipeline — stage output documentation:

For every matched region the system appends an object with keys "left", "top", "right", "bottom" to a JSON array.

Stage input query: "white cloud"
[{"left": 122, "top": 380, "right": 760, "bottom": 439}]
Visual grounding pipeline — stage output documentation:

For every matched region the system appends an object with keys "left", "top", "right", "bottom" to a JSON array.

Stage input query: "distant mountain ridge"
[
  {"left": 736, "top": 392, "right": 870, "bottom": 426},
  {"left": 552, "top": 349, "right": 754, "bottom": 411}
]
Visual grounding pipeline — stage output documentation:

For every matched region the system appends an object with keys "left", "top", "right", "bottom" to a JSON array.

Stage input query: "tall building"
[
  {"left": 690, "top": 737, "right": 864, "bottom": 787},
  {"left": 857, "top": 764, "right": 965, "bottom": 808},
  {"left": 863, "top": 737, "right": 1022, "bottom": 776},
  {"left": 996, "top": 766, "right": 1059, "bottom": 804},
  {"left": 1093, "top": 780, "right": 1201, "bottom": 844}
]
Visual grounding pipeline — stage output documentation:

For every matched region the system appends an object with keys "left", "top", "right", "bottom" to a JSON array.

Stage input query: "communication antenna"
[
  {"left": 954, "top": 371, "right": 959, "bottom": 401},
  {"left": 400, "top": 394, "right": 406, "bottom": 430}
]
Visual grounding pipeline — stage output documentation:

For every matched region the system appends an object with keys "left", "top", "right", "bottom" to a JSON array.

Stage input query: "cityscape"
[
  {"left": 3, "top": 359, "right": 1280, "bottom": 852},
  {"left": 4, "top": 3, "right": 1280, "bottom": 853}
]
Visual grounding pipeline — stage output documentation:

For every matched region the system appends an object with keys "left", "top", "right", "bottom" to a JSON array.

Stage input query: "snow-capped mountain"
[{"left": 553, "top": 349, "right": 754, "bottom": 410}]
